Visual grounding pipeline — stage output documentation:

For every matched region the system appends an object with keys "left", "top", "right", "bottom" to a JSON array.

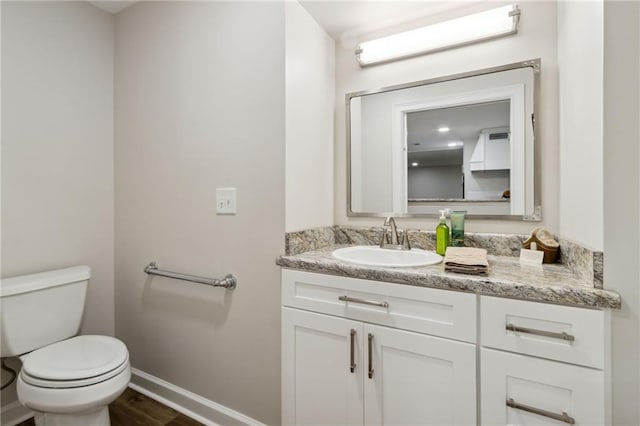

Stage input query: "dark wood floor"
[{"left": 18, "top": 388, "right": 203, "bottom": 426}]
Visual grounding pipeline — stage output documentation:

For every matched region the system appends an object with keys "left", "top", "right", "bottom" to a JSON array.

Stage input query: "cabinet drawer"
[
  {"left": 282, "top": 269, "right": 476, "bottom": 343},
  {"left": 481, "top": 296, "right": 606, "bottom": 368},
  {"left": 481, "top": 348, "right": 605, "bottom": 425}
]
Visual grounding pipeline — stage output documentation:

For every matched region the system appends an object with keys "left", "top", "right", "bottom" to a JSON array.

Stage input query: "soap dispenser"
[
  {"left": 436, "top": 210, "right": 450, "bottom": 256},
  {"left": 450, "top": 210, "right": 467, "bottom": 247}
]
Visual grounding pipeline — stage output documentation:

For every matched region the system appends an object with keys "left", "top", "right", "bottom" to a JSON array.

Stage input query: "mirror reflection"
[
  {"left": 347, "top": 60, "right": 538, "bottom": 218},
  {"left": 407, "top": 101, "right": 511, "bottom": 211}
]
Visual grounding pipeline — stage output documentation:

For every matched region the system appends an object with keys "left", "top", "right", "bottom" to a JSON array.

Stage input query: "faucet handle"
[
  {"left": 379, "top": 228, "right": 389, "bottom": 248},
  {"left": 400, "top": 229, "right": 412, "bottom": 250}
]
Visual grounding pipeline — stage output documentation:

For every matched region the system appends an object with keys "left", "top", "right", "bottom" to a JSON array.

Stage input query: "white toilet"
[{"left": 0, "top": 266, "right": 131, "bottom": 426}]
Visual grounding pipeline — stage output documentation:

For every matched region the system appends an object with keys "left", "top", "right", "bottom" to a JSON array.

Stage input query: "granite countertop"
[{"left": 277, "top": 246, "right": 621, "bottom": 309}]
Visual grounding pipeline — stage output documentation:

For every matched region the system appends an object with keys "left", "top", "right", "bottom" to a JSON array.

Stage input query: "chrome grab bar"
[
  {"left": 506, "top": 323, "right": 575, "bottom": 342},
  {"left": 339, "top": 295, "right": 389, "bottom": 308},
  {"left": 144, "top": 262, "right": 237, "bottom": 289},
  {"left": 507, "top": 398, "right": 576, "bottom": 424}
]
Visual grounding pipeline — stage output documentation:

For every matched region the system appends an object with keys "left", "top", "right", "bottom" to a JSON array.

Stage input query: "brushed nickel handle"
[
  {"left": 349, "top": 329, "right": 356, "bottom": 373},
  {"left": 339, "top": 295, "right": 389, "bottom": 308},
  {"left": 367, "top": 333, "right": 374, "bottom": 379},
  {"left": 507, "top": 398, "right": 575, "bottom": 424},
  {"left": 506, "top": 323, "right": 575, "bottom": 342}
]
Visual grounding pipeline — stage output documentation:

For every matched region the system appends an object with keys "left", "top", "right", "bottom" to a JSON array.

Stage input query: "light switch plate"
[{"left": 216, "top": 187, "right": 237, "bottom": 215}]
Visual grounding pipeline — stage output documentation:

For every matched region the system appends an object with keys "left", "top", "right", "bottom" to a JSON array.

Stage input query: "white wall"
[
  {"left": 1, "top": 0, "right": 114, "bottom": 406},
  {"left": 114, "top": 2, "right": 284, "bottom": 424},
  {"left": 602, "top": 2, "right": 640, "bottom": 424},
  {"left": 335, "top": 2, "right": 558, "bottom": 233},
  {"left": 408, "top": 166, "right": 462, "bottom": 199},
  {"left": 557, "top": 1, "right": 603, "bottom": 251},
  {"left": 285, "top": 2, "right": 335, "bottom": 232}
]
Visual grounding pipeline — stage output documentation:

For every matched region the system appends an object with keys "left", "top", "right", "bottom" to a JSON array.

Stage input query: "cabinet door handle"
[
  {"left": 506, "top": 323, "right": 575, "bottom": 342},
  {"left": 367, "top": 333, "right": 374, "bottom": 379},
  {"left": 339, "top": 295, "right": 389, "bottom": 308},
  {"left": 349, "top": 329, "right": 356, "bottom": 373},
  {"left": 507, "top": 398, "right": 576, "bottom": 424}
]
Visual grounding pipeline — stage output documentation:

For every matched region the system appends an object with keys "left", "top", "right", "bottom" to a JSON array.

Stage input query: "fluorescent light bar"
[{"left": 356, "top": 4, "right": 520, "bottom": 66}]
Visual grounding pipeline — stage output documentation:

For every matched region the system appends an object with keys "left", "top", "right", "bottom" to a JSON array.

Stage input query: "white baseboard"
[
  {"left": 1, "top": 401, "right": 33, "bottom": 426},
  {"left": 130, "top": 368, "right": 267, "bottom": 426}
]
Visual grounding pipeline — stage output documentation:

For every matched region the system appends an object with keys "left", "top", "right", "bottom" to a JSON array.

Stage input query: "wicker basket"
[{"left": 523, "top": 228, "right": 559, "bottom": 264}]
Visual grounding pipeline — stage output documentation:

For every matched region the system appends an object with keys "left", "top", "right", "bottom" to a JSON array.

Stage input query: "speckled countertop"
[{"left": 277, "top": 246, "right": 621, "bottom": 309}]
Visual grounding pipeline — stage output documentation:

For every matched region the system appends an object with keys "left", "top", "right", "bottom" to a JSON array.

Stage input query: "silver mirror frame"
[{"left": 346, "top": 58, "right": 541, "bottom": 221}]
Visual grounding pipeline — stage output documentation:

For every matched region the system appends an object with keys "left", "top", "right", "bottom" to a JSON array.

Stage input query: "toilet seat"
[{"left": 20, "top": 335, "right": 129, "bottom": 389}]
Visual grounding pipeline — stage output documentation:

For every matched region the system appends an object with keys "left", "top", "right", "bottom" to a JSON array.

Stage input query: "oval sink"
[{"left": 332, "top": 246, "right": 442, "bottom": 268}]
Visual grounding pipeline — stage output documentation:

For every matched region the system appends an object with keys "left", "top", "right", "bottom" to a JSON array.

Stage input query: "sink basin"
[{"left": 332, "top": 246, "right": 443, "bottom": 268}]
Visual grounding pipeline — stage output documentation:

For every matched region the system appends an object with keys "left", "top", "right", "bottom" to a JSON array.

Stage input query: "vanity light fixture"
[
  {"left": 448, "top": 141, "right": 463, "bottom": 147},
  {"left": 438, "top": 127, "right": 451, "bottom": 133},
  {"left": 355, "top": 4, "right": 520, "bottom": 66}
]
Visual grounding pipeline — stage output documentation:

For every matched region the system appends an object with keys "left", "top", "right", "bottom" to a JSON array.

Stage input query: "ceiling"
[
  {"left": 87, "top": 1, "right": 487, "bottom": 38},
  {"left": 87, "top": 1, "right": 137, "bottom": 14},
  {"left": 407, "top": 100, "right": 510, "bottom": 153},
  {"left": 298, "top": 1, "right": 494, "bottom": 44}
]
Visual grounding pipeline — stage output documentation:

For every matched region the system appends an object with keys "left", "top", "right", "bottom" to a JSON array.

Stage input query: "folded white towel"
[{"left": 444, "top": 247, "right": 488, "bottom": 275}]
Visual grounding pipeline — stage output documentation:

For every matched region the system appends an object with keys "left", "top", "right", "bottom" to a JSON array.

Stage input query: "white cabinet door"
[
  {"left": 484, "top": 135, "right": 510, "bottom": 170},
  {"left": 469, "top": 129, "right": 510, "bottom": 171},
  {"left": 282, "top": 307, "right": 364, "bottom": 426},
  {"left": 364, "top": 324, "right": 476, "bottom": 426},
  {"left": 469, "top": 133, "right": 485, "bottom": 171},
  {"left": 481, "top": 348, "right": 605, "bottom": 426}
]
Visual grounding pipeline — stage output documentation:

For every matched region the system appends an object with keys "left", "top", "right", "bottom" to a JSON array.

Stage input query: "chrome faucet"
[{"left": 380, "top": 217, "right": 411, "bottom": 250}]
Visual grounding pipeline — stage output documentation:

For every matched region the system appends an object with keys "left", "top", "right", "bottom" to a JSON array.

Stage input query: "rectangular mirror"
[{"left": 347, "top": 59, "right": 540, "bottom": 220}]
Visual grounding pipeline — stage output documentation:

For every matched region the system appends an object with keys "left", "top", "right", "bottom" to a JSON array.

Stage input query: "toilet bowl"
[
  {"left": 17, "top": 335, "right": 131, "bottom": 425},
  {"left": 1, "top": 266, "right": 131, "bottom": 426}
]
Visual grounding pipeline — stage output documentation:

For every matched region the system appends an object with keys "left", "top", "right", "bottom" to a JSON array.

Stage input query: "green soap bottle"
[{"left": 436, "top": 210, "right": 450, "bottom": 256}]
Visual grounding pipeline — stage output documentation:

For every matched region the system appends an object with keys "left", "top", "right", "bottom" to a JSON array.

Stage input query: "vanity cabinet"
[
  {"left": 480, "top": 296, "right": 608, "bottom": 425},
  {"left": 281, "top": 270, "right": 477, "bottom": 426},
  {"left": 281, "top": 269, "right": 611, "bottom": 426}
]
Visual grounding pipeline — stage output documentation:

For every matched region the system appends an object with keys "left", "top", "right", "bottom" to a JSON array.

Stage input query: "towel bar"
[{"left": 143, "top": 262, "right": 237, "bottom": 289}]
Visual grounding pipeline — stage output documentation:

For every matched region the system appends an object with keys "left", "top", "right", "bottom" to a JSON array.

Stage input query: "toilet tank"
[{"left": 0, "top": 266, "right": 90, "bottom": 357}]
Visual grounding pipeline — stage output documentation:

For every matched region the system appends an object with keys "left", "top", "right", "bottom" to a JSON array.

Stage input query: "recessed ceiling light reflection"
[
  {"left": 411, "top": 162, "right": 419, "bottom": 167},
  {"left": 438, "top": 127, "right": 450, "bottom": 133},
  {"left": 448, "top": 142, "right": 463, "bottom": 147}
]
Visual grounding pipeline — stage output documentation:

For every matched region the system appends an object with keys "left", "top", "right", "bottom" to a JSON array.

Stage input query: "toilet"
[{"left": 0, "top": 266, "right": 131, "bottom": 426}]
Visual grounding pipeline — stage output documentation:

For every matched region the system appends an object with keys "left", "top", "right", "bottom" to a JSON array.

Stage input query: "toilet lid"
[{"left": 21, "top": 335, "right": 128, "bottom": 383}]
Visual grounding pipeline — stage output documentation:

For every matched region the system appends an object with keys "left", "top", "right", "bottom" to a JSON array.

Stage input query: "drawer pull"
[
  {"left": 339, "top": 295, "right": 389, "bottom": 308},
  {"left": 507, "top": 398, "right": 576, "bottom": 424},
  {"left": 349, "top": 329, "right": 356, "bottom": 373},
  {"left": 506, "top": 323, "right": 575, "bottom": 342},
  {"left": 368, "top": 333, "right": 374, "bottom": 379}
]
